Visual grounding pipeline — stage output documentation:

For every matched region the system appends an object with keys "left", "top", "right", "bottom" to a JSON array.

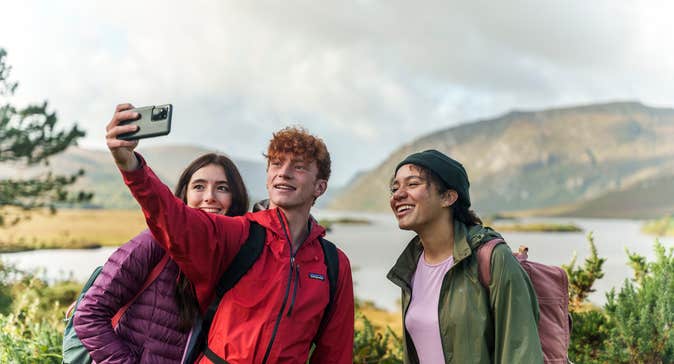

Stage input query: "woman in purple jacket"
[{"left": 73, "top": 153, "right": 249, "bottom": 363}]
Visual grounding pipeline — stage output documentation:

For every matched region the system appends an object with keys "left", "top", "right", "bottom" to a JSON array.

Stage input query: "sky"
[{"left": 1, "top": 0, "right": 673, "bottom": 185}]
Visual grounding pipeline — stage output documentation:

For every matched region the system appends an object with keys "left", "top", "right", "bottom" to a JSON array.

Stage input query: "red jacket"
[{"left": 121, "top": 154, "right": 354, "bottom": 364}]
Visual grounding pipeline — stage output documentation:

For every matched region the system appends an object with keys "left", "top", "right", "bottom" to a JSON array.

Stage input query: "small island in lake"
[{"left": 642, "top": 214, "right": 674, "bottom": 237}]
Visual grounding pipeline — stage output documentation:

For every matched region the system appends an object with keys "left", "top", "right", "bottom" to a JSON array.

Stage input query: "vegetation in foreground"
[
  {"left": 0, "top": 256, "right": 404, "bottom": 363},
  {"left": 4, "top": 232, "right": 674, "bottom": 362}
]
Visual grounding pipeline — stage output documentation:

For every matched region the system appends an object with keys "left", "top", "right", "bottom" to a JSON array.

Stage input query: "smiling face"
[
  {"left": 390, "top": 164, "right": 455, "bottom": 233},
  {"left": 186, "top": 164, "right": 232, "bottom": 215},
  {"left": 266, "top": 153, "right": 327, "bottom": 212}
]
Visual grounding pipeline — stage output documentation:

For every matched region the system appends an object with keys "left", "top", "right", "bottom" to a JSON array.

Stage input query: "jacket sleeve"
[
  {"left": 309, "top": 250, "right": 355, "bottom": 364},
  {"left": 489, "top": 244, "right": 545, "bottom": 364},
  {"left": 73, "top": 232, "right": 162, "bottom": 364},
  {"left": 120, "top": 153, "right": 248, "bottom": 310}
]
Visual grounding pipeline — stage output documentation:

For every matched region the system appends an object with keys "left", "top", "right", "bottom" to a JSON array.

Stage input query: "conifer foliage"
[{"left": 0, "top": 48, "right": 91, "bottom": 225}]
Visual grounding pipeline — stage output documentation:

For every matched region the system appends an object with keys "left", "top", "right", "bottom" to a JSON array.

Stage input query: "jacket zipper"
[{"left": 261, "top": 209, "right": 301, "bottom": 364}]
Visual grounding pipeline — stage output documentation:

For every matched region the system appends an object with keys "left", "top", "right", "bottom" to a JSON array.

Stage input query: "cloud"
[{"left": 1, "top": 0, "right": 673, "bottom": 185}]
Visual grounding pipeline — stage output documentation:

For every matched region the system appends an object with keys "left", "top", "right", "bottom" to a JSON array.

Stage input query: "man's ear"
[
  {"left": 314, "top": 179, "right": 328, "bottom": 198},
  {"left": 442, "top": 190, "right": 459, "bottom": 208}
]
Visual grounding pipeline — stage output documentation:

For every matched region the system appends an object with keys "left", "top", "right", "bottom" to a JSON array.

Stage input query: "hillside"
[
  {"left": 1, "top": 145, "right": 267, "bottom": 209},
  {"left": 328, "top": 102, "right": 674, "bottom": 218}
]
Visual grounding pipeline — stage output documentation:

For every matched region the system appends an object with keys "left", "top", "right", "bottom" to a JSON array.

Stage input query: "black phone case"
[{"left": 117, "top": 104, "right": 172, "bottom": 141}]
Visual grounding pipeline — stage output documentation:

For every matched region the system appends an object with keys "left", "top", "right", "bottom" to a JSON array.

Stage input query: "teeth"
[
  {"left": 397, "top": 205, "right": 413, "bottom": 213},
  {"left": 275, "top": 184, "right": 294, "bottom": 190},
  {"left": 201, "top": 208, "right": 221, "bottom": 213}
]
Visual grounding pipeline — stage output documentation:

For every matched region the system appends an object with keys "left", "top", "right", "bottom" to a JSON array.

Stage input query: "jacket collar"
[
  {"left": 248, "top": 207, "right": 326, "bottom": 247},
  {"left": 387, "top": 221, "right": 502, "bottom": 290}
]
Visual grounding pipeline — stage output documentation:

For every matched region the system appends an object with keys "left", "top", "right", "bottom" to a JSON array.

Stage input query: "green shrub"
[
  {"left": 602, "top": 241, "right": 674, "bottom": 363},
  {"left": 0, "top": 277, "right": 64, "bottom": 363},
  {"left": 563, "top": 232, "right": 606, "bottom": 310},
  {"left": 353, "top": 312, "right": 403, "bottom": 364},
  {"left": 564, "top": 233, "right": 611, "bottom": 363},
  {"left": 568, "top": 309, "right": 611, "bottom": 364}
]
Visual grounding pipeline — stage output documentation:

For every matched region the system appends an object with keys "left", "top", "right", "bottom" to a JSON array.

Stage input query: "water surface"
[{"left": 2, "top": 213, "right": 671, "bottom": 312}]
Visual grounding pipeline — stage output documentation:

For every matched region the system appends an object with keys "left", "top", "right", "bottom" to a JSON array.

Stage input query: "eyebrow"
[
  {"left": 399, "top": 175, "right": 425, "bottom": 182},
  {"left": 190, "top": 179, "right": 229, "bottom": 185},
  {"left": 390, "top": 175, "right": 425, "bottom": 186}
]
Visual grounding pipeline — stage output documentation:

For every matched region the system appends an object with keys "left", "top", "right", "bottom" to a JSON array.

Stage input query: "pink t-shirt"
[{"left": 405, "top": 253, "right": 454, "bottom": 364}]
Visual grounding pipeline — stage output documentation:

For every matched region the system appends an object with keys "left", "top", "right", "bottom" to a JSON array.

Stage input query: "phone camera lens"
[{"left": 152, "top": 107, "right": 167, "bottom": 121}]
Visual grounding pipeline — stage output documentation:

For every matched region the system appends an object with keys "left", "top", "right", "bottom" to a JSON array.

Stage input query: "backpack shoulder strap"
[
  {"left": 320, "top": 237, "right": 339, "bottom": 310},
  {"left": 313, "top": 236, "right": 339, "bottom": 343},
  {"left": 185, "top": 221, "right": 266, "bottom": 364},
  {"left": 476, "top": 238, "right": 505, "bottom": 289},
  {"left": 213, "top": 221, "right": 266, "bottom": 298},
  {"left": 112, "top": 252, "right": 170, "bottom": 327}
]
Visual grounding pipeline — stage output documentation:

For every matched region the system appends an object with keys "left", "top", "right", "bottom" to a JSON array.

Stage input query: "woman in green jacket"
[{"left": 387, "top": 149, "right": 544, "bottom": 364}]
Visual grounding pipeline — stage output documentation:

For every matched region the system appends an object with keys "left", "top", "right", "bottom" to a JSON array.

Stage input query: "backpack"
[
  {"left": 62, "top": 253, "right": 170, "bottom": 364},
  {"left": 477, "top": 239, "right": 571, "bottom": 364},
  {"left": 182, "top": 221, "right": 339, "bottom": 364}
]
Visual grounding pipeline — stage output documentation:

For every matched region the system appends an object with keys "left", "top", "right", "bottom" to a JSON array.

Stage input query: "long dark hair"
[
  {"left": 172, "top": 153, "right": 249, "bottom": 330},
  {"left": 409, "top": 164, "right": 482, "bottom": 227}
]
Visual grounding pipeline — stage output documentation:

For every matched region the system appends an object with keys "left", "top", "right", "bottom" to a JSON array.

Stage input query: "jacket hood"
[{"left": 387, "top": 221, "right": 502, "bottom": 290}]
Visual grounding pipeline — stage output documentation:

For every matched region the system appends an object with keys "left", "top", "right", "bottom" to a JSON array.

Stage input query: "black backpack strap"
[
  {"left": 313, "top": 236, "right": 339, "bottom": 344},
  {"left": 182, "top": 221, "right": 266, "bottom": 364}
]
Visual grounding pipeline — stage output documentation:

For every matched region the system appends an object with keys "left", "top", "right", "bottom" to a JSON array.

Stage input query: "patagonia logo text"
[{"left": 308, "top": 273, "right": 325, "bottom": 281}]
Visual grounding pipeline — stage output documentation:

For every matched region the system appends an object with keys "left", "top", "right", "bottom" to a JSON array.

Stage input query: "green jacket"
[{"left": 387, "top": 221, "right": 544, "bottom": 364}]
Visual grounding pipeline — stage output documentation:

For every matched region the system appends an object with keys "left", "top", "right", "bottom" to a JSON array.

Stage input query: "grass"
[{"left": 0, "top": 209, "right": 147, "bottom": 253}]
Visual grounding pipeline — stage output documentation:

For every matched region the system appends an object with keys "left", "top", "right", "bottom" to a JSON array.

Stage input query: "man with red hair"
[{"left": 106, "top": 103, "right": 354, "bottom": 364}]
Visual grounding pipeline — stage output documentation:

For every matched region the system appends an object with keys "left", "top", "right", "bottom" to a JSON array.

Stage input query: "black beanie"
[{"left": 394, "top": 149, "right": 471, "bottom": 208}]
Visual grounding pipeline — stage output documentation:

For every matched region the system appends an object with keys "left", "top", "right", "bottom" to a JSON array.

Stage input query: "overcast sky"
[{"left": 1, "top": 1, "right": 673, "bottom": 185}]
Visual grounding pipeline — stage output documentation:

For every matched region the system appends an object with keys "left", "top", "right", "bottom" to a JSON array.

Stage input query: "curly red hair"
[{"left": 265, "top": 126, "right": 331, "bottom": 180}]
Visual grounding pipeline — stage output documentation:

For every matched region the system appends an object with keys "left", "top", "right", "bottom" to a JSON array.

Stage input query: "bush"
[
  {"left": 602, "top": 241, "right": 674, "bottom": 363},
  {"left": 0, "top": 276, "right": 64, "bottom": 363},
  {"left": 568, "top": 309, "right": 611, "bottom": 364},
  {"left": 563, "top": 233, "right": 611, "bottom": 363},
  {"left": 563, "top": 232, "right": 606, "bottom": 310},
  {"left": 353, "top": 312, "right": 403, "bottom": 364}
]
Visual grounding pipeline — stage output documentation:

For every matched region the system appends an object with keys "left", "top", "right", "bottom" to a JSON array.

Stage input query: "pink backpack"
[{"left": 477, "top": 239, "right": 571, "bottom": 364}]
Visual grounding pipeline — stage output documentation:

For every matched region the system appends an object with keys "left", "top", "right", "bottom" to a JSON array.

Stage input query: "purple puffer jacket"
[{"left": 73, "top": 230, "right": 190, "bottom": 363}]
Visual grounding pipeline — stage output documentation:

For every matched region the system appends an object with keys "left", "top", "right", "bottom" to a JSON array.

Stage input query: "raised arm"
[
  {"left": 105, "top": 104, "right": 248, "bottom": 308},
  {"left": 309, "top": 251, "right": 355, "bottom": 364}
]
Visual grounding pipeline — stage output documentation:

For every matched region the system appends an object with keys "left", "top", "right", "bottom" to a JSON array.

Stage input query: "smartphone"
[{"left": 117, "top": 104, "right": 172, "bottom": 140}]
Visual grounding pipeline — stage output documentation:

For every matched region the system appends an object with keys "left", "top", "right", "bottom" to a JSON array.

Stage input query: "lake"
[{"left": 2, "top": 212, "right": 672, "bottom": 312}]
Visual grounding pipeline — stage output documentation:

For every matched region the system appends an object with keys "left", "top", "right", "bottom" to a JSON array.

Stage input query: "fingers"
[
  {"left": 115, "top": 103, "right": 134, "bottom": 112},
  {"left": 107, "top": 118, "right": 138, "bottom": 134},
  {"left": 106, "top": 104, "right": 138, "bottom": 131}
]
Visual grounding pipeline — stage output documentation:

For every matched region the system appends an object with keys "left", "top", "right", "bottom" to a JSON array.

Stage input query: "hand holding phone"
[{"left": 117, "top": 104, "right": 172, "bottom": 140}]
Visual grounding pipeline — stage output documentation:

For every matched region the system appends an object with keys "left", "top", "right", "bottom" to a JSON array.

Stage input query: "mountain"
[
  {"left": 328, "top": 102, "right": 674, "bottom": 219},
  {"left": 2, "top": 145, "right": 268, "bottom": 209}
]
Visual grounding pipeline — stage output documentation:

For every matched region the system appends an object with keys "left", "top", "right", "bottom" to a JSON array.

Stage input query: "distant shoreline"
[{"left": 492, "top": 221, "right": 583, "bottom": 233}]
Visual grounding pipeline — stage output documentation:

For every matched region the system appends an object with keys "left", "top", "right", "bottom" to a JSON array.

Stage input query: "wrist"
[{"left": 117, "top": 153, "right": 139, "bottom": 171}]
